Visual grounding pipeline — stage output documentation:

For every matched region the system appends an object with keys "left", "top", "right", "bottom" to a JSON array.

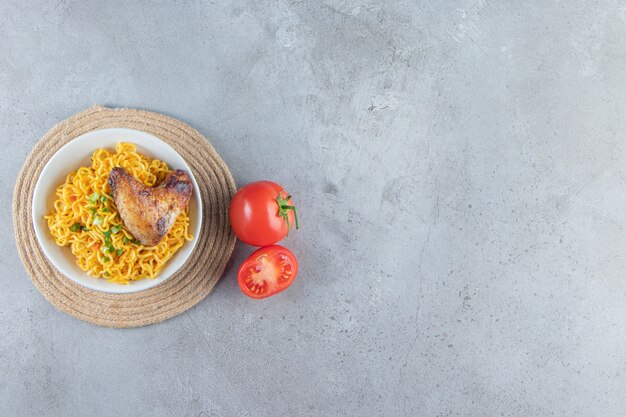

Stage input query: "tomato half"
[
  {"left": 229, "top": 181, "right": 299, "bottom": 247},
  {"left": 237, "top": 245, "right": 299, "bottom": 299}
]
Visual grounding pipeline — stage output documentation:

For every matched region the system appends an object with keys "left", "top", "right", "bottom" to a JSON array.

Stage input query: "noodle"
[{"left": 45, "top": 143, "right": 193, "bottom": 284}]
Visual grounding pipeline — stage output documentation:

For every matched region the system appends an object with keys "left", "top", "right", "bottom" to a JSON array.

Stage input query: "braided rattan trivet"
[{"left": 12, "top": 105, "right": 236, "bottom": 328}]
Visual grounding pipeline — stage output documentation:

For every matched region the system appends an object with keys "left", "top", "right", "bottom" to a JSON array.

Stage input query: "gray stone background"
[{"left": 1, "top": 1, "right": 625, "bottom": 416}]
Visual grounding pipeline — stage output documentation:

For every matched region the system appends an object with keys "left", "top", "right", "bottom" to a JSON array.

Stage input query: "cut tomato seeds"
[{"left": 237, "top": 245, "right": 299, "bottom": 299}]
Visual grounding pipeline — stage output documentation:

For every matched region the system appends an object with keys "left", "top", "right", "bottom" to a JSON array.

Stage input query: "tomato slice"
[{"left": 237, "top": 245, "right": 299, "bottom": 299}]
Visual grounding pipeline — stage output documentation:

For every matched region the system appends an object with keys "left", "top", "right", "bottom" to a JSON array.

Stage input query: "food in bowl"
[
  {"left": 44, "top": 142, "right": 193, "bottom": 284},
  {"left": 108, "top": 167, "right": 192, "bottom": 246}
]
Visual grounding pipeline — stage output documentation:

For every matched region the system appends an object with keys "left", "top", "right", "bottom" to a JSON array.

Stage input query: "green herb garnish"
[
  {"left": 100, "top": 195, "right": 108, "bottom": 203},
  {"left": 103, "top": 230, "right": 111, "bottom": 237},
  {"left": 102, "top": 256, "right": 109, "bottom": 263},
  {"left": 70, "top": 223, "right": 81, "bottom": 232},
  {"left": 122, "top": 236, "right": 131, "bottom": 244},
  {"left": 93, "top": 216, "right": 103, "bottom": 226},
  {"left": 89, "top": 192, "right": 100, "bottom": 203},
  {"left": 110, "top": 226, "right": 120, "bottom": 234},
  {"left": 89, "top": 208, "right": 96, "bottom": 215},
  {"left": 115, "top": 249, "right": 124, "bottom": 257},
  {"left": 133, "top": 239, "right": 141, "bottom": 245},
  {"left": 102, "top": 207, "right": 110, "bottom": 213}
]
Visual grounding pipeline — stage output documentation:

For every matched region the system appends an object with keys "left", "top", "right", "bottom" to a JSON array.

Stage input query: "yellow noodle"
[{"left": 45, "top": 143, "right": 193, "bottom": 284}]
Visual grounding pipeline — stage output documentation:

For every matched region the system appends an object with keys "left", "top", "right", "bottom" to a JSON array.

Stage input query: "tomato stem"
[{"left": 276, "top": 193, "right": 299, "bottom": 235}]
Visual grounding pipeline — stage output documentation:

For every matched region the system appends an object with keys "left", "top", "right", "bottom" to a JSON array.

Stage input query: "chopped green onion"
[
  {"left": 100, "top": 195, "right": 108, "bottom": 203},
  {"left": 93, "top": 216, "right": 103, "bottom": 226},
  {"left": 104, "top": 236, "right": 111, "bottom": 246},
  {"left": 89, "top": 208, "right": 96, "bottom": 215},
  {"left": 122, "top": 236, "right": 131, "bottom": 244},
  {"left": 102, "top": 207, "right": 110, "bottom": 213},
  {"left": 70, "top": 223, "right": 81, "bottom": 232},
  {"left": 133, "top": 239, "right": 141, "bottom": 245},
  {"left": 89, "top": 192, "right": 100, "bottom": 203},
  {"left": 102, "top": 230, "right": 111, "bottom": 237},
  {"left": 110, "top": 226, "right": 120, "bottom": 234},
  {"left": 102, "top": 256, "right": 109, "bottom": 263},
  {"left": 115, "top": 249, "right": 124, "bottom": 257},
  {"left": 81, "top": 226, "right": 90, "bottom": 231},
  {"left": 101, "top": 246, "right": 110, "bottom": 254}
]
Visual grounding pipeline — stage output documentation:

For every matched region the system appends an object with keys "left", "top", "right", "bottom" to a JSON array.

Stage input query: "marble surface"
[{"left": 1, "top": 1, "right": 625, "bottom": 416}]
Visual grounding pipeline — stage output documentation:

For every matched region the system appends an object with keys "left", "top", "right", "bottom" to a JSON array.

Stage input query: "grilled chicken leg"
[{"left": 108, "top": 167, "right": 193, "bottom": 246}]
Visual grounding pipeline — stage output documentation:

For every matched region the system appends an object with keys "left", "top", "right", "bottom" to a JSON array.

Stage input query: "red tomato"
[
  {"left": 238, "top": 245, "right": 299, "bottom": 299},
  {"left": 229, "top": 181, "right": 299, "bottom": 247}
]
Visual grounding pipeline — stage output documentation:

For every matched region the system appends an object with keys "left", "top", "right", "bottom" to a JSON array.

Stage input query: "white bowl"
[{"left": 32, "top": 128, "right": 203, "bottom": 294}]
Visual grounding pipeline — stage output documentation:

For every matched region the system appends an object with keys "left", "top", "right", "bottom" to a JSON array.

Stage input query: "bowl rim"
[{"left": 31, "top": 127, "right": 203, "bottom": 294}]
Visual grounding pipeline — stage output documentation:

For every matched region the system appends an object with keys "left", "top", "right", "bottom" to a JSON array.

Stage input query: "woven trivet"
[{"left": 12, "top": 105, "right": 236, "bottom": 328}]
